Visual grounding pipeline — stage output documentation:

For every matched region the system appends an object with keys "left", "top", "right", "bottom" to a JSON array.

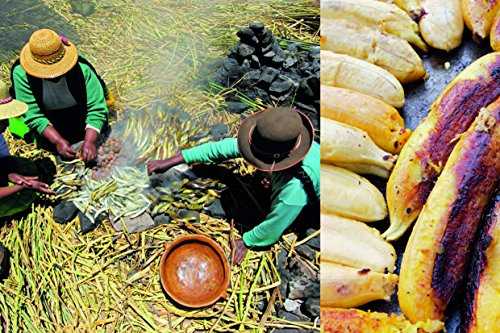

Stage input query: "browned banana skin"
[
  {"left": 462, "top": 190, "right": 500, "bottom": 333},
  {"left": 431, "top": 104, "right": 500, "bottom": 312}
]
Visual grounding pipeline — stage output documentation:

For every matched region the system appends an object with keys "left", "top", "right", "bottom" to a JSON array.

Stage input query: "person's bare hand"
[
  {"left": 56, "top": 140, "right": 76, "bottom": 159},
  {"left": 25, "top": 180, "right": 54, "bottom": 195},
  {"left": 81, "top": 140, "right": 97, "bottom": 162},
  {"left": 232, "top": 239, "right": 249, "bottom": 266},
  {"left": 147, "top": 153, "right": 185, "bottom": 175},
  {"left": 8, "top": 173, "right": 38, "bottom": 186}
]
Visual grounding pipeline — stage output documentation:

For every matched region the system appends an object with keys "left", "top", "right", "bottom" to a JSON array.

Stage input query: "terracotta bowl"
[{"left": 159, "top": 234, "right": 230, "bottom": 308}]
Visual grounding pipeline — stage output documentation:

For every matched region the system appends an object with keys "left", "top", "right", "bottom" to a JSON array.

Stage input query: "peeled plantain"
[
  {"left": 491, "top": 9, "right": 500, "bottom": 51},
  {"left": 384, "top": 52, "right": 500, "bottom": 241},
  {"left": 462, "top": 0, "right": 500, "bottom": 40},
  {"left": 321, "top": 308, "right": 444, "bottom": 333},
  {"left": 321, "top": 164, "right": 387, "bottom": 222},
  {"left": 394, "top": 0, "right": 424, "bottom": 19},
  {"left": 462, "top": 192, "right": 500, "bottom": 333},
  {"left": 320, "top": 18, "right": 426, "bottom": 83},
  {"left": 321, "top": 85, "right": 411, "bottom": 154},
  {"left": 321, "top": 0, "right": 428, "bottom": 51},
  {"left": 321, "top": 261, "right": 398, "bottom": 308},
  {"left": 321, "top": 213, "right": 397, "bottom": 273},
  {"left": 321, "top": 117, "right": 397, "bottom": 178},
  {"left": 398, "top": 102, "right": 500, "bottom": 323},
  {"left": 320, "top": 51, "right": 405, "bottom": 108}
]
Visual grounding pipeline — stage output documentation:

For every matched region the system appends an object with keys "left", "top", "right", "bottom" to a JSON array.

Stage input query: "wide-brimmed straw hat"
[
  {"left": 237, "top": 107, "right": 314, "bottom": 172},
  {"left": 20, "top": 29, "right": 78, "bottom": 79},
  {"left": 0, "top": 80, "right": 28, "bottom": 120}
]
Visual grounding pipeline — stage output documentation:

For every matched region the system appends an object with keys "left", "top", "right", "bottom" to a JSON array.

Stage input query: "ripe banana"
[
  {"left": 462, "top": 192, "right": 500, "bottom": 333},
  {"left": 320, "top": 261, "right": 398, "bottom": 308},
  {"left": 462, "top": 0, "right": 500, "bottom": 40},
  {"left": 321, "top": 117, "right": 397, "bottom": 178},
  {"left": 491, "top": 9, "right": 500, "bottom": 51},
  {"left": 321, "top": 213, "right": 397, "bottom": 273},
  {"left": 321, "top": 308, "right": 444, "bottom": 333},
  {"left": 321, "top": 85, "right": 411, "bottom": 154},
  {"left": 321, "top": 164, "right": 387, "bottom": 222},
  {"left": 398, "top": 102, "right": 500, "bottom": 323},
  {"left": 321, "top": 51, "right": 405, "bottom": 108},
  {"left": 320, "top": 18, "right": 426, "bottom": 83},
  {"left": 384, "top": 52, "right": 500, "bottom": 241},
  {"left": 321, "top": 0, "right": 428, "bottom": 51}
]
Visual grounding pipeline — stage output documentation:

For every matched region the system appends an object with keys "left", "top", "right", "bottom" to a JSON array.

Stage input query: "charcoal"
[
  {"left": 223, "top": 58, "right": 239, "bottom": 72},
  {"left": 286, "top": 42, "right": 300, "bottom": 52},
  {"left": 261, "top": 30, "right": 274, "bottom": 45},
  {"left": 305, "top": 236, "right": 320, "bottom": 251},
  {"left": 210, "top": 123, "right": 229, "bottom": 140},
  {"left": 263, "top": 51, "right": 276, "bottom": 59},
  {"left": 261, "top": 42, "right": 274, "bottom": 54},
  {"left": 277, "top": 310, "right": 309, "bottom": 322},
  {"left": 250, "top": 21, "right": 265, "bottom": 34},
  {"left": 236, "top": 27, "right": 255, "bottom": 41},
  {"left": 302, "top": 298, "right": 320, "bottom": 318},
  {"left": 299, "top": 80, "right": 314, "bottom": 98},
  {"left": 296, "top": 244, "right": 316, "bottom": 261},
  {"left": 272, "top": 55, "right": 285, "bottom": 67},
  {"left": 250, "top": 55, "right": 260, "bottom": 68},
  {"left": 242, "top": 70, "right": 261, "bottom": 85},
  {"left": 259, "top": 67, "right": 280, "bottom": 85},
  {"left": 254, "top": 88, "right": 270, "bottom": 102},
  {"left": 270, "top": 75, "right": 295, "bottom": 94},
  {"left": 283, "top": 56, "right": 298, "bottom": 69},
  {"left": 226, "top": 101, "right": 248, "bottom": 114},
  {"left": 240, "top": 59, "right": 252, "bottom": 72},
  {"left": 238, "top": 43, "right": 255, "bottom": 57}
]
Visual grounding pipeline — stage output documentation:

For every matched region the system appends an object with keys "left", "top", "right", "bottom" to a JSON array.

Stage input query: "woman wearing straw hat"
[
  {"left": 0, "top": 80, "right": 54, "bottom": 215},
  {"left": 148, "top": 107, "right": 319, "bottom": 264},
  {"left": 9, "top": 28, "right": 109, "bottom": 162}
]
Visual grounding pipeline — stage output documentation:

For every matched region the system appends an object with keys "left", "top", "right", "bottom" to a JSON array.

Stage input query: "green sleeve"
[
  {"left": 181, "top": 138, "right": 240, "bottom": 164},
  {"left": 12, "top": 66, "right": 50, "bottom": 134},
  {"left": 81, "top": 64, "right": 108, "bottom": 131}
]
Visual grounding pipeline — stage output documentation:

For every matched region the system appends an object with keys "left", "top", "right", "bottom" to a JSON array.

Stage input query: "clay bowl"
[{"left": 159, "top": 234, "right": 230, "bottom": 308}]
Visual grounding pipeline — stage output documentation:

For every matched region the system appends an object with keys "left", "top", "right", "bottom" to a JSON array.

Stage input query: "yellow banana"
[
  {"left": 320, "top": 117, "right": 397, "bottom": 178},
  {"left": 491, "top": 9, "right": 500, "bottom": 51},
  {"left": 398, "top": 102, "right": 500, "bottom": 323},
  {"left": 462, "top": 0, "right": 500, "bottom": 40},
  {"left": 321, "top": 308, "right": 444, "bottom": 333},
  {"left": 321, "top": 164, "right": 387, "bottom": 222},
  {"left": 321, "top": 261, "right": 398, "bottom": 308},
  {"left": 321, "top": 51, "right": 405, "bottom": 108},
  {"left": 321, "top": 85, "right": 411, "bottom": 154},
  {"left": 321, "top": 0, "right": 428, "bottom": 51},
  {"left": 462, "top": 192, "right": 500, "bottom": 333},
  {"left": 321, "top": 213, "right": 397, "bottom": 273},
  {"left": 320, "top": 18, "right": 426, "bottom": 83},
  {"left": 384, "top": 52, "right": 500, "bottom": 241}
]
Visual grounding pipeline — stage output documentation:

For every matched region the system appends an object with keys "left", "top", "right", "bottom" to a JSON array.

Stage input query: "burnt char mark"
[
  {"left": 415, "top": 56, "right": 500, "bottom": 207},
  {"left": 461, "top": 191, "right": 500, "bottom": 333},
  {"left": 431, "top": 104, "right": 500, "bottom": 310}
]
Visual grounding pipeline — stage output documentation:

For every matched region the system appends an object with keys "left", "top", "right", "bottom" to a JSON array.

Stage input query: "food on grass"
[
  {"left": 320, "top": 18, "right": 426, "bottom": 83},
  {"left": 398, "top": 103, "right": 500, "bottom": 323},
  {"left": 321, "top": 164, "right": 387, "bottom": 222},
  {"left": 320, "top": 261, "right": 398, "bottom": 307},
  {"left": 320, "top": 117, "right": 397, "bottom": 178},
  {"left": 321, "top": 308, "right": 444, "bottom": 333},
  {"left": 321, "top": 0, "right": 427, "bottom": 51},
  {"left": 384, "top": 52, "right": 500, "bottom": 241},
  {"left": 321, "top": 85, "right": 411, "bottom": 154},
  {"left": 321, "top": 213, "right": 397, "bottom": 273},
  {"left": 462, "top": 0, "right": 500, "bottom": 40},
  {"left": 462, "top": 192, "right": 500, "bottom": 333},
  {"left": 320, "top": 51, "right": 404, "bottom": 108},
  {"left": 491, "top": 9, "right": 500, "bottom": 51}
]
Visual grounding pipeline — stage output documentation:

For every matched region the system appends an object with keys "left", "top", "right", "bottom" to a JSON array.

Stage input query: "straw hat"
[
  {"left": 0, "top": 81, "right": 28, "bottom": 120},
  {"left": 20, "top": 29, "right": 78, "bottom": 79},
  {"left": 237, "top": 107, "right": 313, "bottom": 172}
]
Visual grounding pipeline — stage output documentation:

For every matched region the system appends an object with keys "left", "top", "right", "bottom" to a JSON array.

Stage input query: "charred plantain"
[
  {"left": 398, "top": 100, "right": 500, "bottom": 323},
  {"left": 462, "top": 191, "right": 500, "bottom": 333},
  {"left": 384, "top": 52, "right": 500, "bottom": 241},
  {"left": 491, "top": 9, "right": 500, "bottom": 51},
  {"left": 462, "top": 0, "right": 500, "bottom": 40}
]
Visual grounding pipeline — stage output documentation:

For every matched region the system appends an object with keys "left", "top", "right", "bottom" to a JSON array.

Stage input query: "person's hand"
[
  {"left": 147, "top": 153, "right": 185, "bottom": 175},
  {"left": 81, "top": 140, "right": 97, "bottom": 162},
  {"left": 232, "top": 239, "right": 249, "bottom": 266},
  {"left": 56, "top": 139, "right": 76, "bottom": 159},
  {"left": 26, "top": 180, "right": 54, "bottom": 195},
  {"left": 8, "top": 173, "right": 38, "bottom": 186}
]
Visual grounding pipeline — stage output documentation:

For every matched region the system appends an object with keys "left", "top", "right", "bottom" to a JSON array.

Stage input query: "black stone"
[
  {"left": 287, "top": 42, "right": 300, "bottom": 52},
  {"left": 223, "top": 58, "right": 239, "bottom": 72},
  {"left": 177, "top": 209, "right": 200, "bottom": 223},
  {"left": 296, "top": 244, "right": 316, "bottom": 261},
  {"left": 236, "top": 27, "right": 255, "bottom": 41},
  {"left": 238, "top": 43, "right": 255, "bottom": 57},
  {"left": 53, "top": 201, "right": 78, "bottom": 224},
  {"left": 241, "top": 59, "right": 252, "bottom": 72},
  {"left": 210, "top": 123, "right": 229, "bottom": 141},
  {"left": 261, "top": 42, "right": 274, "bottom": 54},
  {"left": 203, "top": 199, "right": 227, "bottom": 218},
  {"left": 250, "top": 55, "right": 260, "bottom": 68},
  {"left": 249, "top": 21, "right": 265, "bottom": 34},
  {"left": 272, "top": 55, "right": 285, "bottom": 66},
  {"left": 277, "top": 310, "right": 309, "bottom": 322},
  {"left": 302, "top": 298, "right": 320, "bottom": 319},
  {"left": 283, "top": 56, "right": 298, "bottom": 69},
  {"left": 153, "top": 214, "right": 171, "bottom": 225},
  {"left": 0, "top": 244, "right": 9, "bottom": 281},
  {"left": 304, "top": 281, "right": 320, "bottom": 298},
  {"left": 261, "top": 30, "right": 274, "bottom": 45},
  {"left": 226, "top": 101, "right": 248, "bottom": 114},
  {"left": 79, "top": 212, "right": 101, "bottom": 234},
  {"left": 254, "top": 88, "right": 270, "bottom": 102},
  {"left": 263, "top": 51, "right": 276, "bottom": 59},
  {"left": 270, "top": 75, "right": 295, "bottom": 94},
  {"left": 242, "top": 70, "right": 261, "bottom": 85},
  {"left": 259, "top": 67, "right": 280, "bottom": 85},
  {"left": 305, "top": 237, "right": 320, "bottom": 251}
]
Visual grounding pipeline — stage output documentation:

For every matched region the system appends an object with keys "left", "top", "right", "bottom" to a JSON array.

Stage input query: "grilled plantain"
[
  {"left": 321, "top": 85, "right": 411, "bottom": 154},
  {"left": 398, "top": 102, "right": 500, "bottom": 323},
  {"left": 462, "top": 191, "right": 500, "bottom": 333},
  {"left": 321, "top": 213, "right": 397, "bottom": 273},
  {"left": 320, "top": 18, "right": 426, "bottom": 83},
  {"left": 394, "top": 0, "right": 424, "bottom": 20},
  {"left": 462, "top": 0, "right": 500, "bottom": 40},
  {"left": 321, "top": 0, "right": 428, "bottom": 51},
  {"left": 384, "top": 52, "right": 500, "bottom": 241},
  {"left": 321, "top": 261, "right": 398, "bottom": 308},
  {"left": 419, "top": 0, "right": 464, "bottom": 51},
  {"left": 321, "top": 117, "right": 397, "bottom": 178},
  {"left": 321, "top": 308, "right": 444, "bottom": 333},
  {"left": 491, "top": 9, "right": 500, "bottom": 51},
  {"left": 321, "top": 164, "right": 388, "bottom": 222}
]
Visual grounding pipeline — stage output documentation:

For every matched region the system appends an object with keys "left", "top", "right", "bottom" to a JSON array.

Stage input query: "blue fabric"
[{"left": 0, "top": 134, "right": 9, "bottom": 158}]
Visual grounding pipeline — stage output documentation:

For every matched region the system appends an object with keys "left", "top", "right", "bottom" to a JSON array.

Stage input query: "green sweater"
[
  {"left": 182, "top": 138, "right": 320, "bottom": 247},
  {"left": 12, "top": 63, "right": 108, "bottom": 134}
]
